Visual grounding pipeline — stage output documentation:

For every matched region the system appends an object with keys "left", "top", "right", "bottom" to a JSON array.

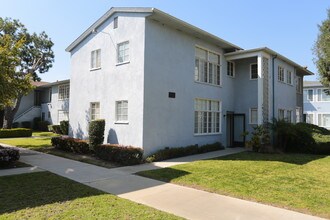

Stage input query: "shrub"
[
  {"left": 0, "top": 146, "right": 20, "bottom": 164},
  {"left": 12, "top": 122, "right": 19, "bottom": 128},
  {"left": 60, "top": 120, "right": 69, "bottom": 135},
  {"left": 33, "top": 117, "right": 41, "bottom": 130},
  {"left": 89, "top": 120, "right": 105, "bottom": 149},
  {"left": 51, "top": 136, "right": 89, "bottom": 154},
  {"left": 37, "top": 121, "right": 50, "bottom": 131},
  {"left": 0, "top": 128, "right": 32, "bottom": 138},
  {"left": 146, "top": 142, "right": 224, "bottom": 162},
  {"left": 21, "top": 121, "right": 31, "bottom": 128},
  {"left": 49, "top": 125, "right": 62, "bottom": 134},
  {"left": 94, "top": 144, "right": 143, "bottom": 165}
]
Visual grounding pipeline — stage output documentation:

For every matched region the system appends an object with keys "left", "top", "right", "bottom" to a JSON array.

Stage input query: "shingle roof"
[{"left": 31, "top": 81, "right": 49, "bottom": 87}]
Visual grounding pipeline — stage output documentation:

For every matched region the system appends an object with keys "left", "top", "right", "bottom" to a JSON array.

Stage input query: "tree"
[
  {"left": 314, "top": 9, "right": 330, "bottom": 87},
  {"left": 0, "top": 17, "right": 54, "bottom": 128}
]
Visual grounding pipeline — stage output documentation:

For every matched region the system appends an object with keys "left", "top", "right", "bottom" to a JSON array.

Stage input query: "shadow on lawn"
[
  {"left": 207, "top": 151, "right": 328, "bottom": 165},
  {"left": 0, "top": 172, "right": 106, "bottom": 215}
]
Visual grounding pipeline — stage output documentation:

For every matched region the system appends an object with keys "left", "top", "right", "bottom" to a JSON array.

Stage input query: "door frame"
[{"left": 227, "top": 112, "right": 246, "bottom": 147}]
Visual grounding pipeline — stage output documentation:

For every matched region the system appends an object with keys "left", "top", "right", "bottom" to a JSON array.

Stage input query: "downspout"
[{"left": 272, "top": 55, "right": 277, "bottom": 145}]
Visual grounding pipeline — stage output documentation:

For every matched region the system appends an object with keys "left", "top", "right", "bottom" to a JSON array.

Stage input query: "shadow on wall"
[
  {"left": 75, "top": 123, "right": 85, "bottom": 139},
  {"left": 107, "top": 128, "right": 118, "bottom": 144}
]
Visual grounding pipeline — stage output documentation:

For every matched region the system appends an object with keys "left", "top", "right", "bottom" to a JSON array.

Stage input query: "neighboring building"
[
  {"left": 14, "top": 80, "right": 70, "bottom": 125},
  {"left": 303, "top": 81, "right": 330, "bottom": 129},
  {"left": 65, "top": 7, "right": 313, "bottom": 155}
]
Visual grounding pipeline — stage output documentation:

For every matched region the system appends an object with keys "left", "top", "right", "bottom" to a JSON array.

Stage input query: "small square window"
[
  {"left": 114, "top": 17, "right": 118, "bottom": 29},
  {"left": 250, "top": 63, "right": 258, "bottom": 79}
]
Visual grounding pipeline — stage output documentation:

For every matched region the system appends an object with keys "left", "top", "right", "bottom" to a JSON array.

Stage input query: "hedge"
[
  {"left": 89, "top": 120, "right": 105, "bottom": 149},
  {"left": 146, "top": 142, "right": 224, "bottom": 162},
  {"left": 60, "top": 120, "right": 69, "bottom": 135},
  {"left": 94, "top": 144, "right": 143, "bottom": 165},
  {"left": 51, "top": 136, "right": 89, "bottom": 154},
  {"left": 0, "top": 128, "right": 32, "bottom": 138},
  {"left": 49, "top": 125, "right": 62, "bottom": 134},
  {"left": 0, "top": 146, "right": 20, "bottom": 164}
]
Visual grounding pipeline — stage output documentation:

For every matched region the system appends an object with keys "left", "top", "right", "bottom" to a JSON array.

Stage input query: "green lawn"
[
  {"left": 138, "top": 152, "right": 330, "bottom": 218},
  {"left": 0, "top": 137, "right": 52, "bottom": 149},
  {"left": 0, "top": 172, "right": 181, "bottom": 219},
  {"left": 32, "top": 131, "right": 60, "bottom": 137}
]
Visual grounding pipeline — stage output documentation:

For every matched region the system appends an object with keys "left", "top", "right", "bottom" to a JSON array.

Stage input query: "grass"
[
  {"left": 0, "top": 137, "right": 53, "bottom": 150},
  {"left": 138, "top": 152, "right": 330, "bottom": 218},
  {"left": 32, "top": 131, "right": 60, "bottom": 137},
  {"left": 0, "top": 172, "right": 182, "bottom": 219}
]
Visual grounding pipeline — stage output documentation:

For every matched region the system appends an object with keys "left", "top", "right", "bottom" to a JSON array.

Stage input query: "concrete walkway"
[{"left": 1, "top": 146, "right": 325, "bottom": 220}]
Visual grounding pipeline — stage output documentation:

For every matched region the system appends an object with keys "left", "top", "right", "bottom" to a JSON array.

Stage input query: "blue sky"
[{"left": 1, "top": 0, "right": 328, "bottom": 82}]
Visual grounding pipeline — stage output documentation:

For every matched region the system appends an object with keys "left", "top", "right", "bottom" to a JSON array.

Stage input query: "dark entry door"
[{"left": 227, "top": 113, "right": 245, "bottom": 147}]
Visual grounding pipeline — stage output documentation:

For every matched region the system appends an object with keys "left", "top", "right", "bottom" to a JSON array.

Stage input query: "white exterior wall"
[
  {"left": 143, "top": 19, "right": 233, "bottom": 155},
  {"left": 69, "top": 13, "right": 146, "bottom": 148}
]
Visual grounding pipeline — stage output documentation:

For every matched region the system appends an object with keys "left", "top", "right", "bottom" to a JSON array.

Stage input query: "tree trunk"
[
  {"left": 2, "top": 96, "right": 22, "bottom": 129},
  {"left": 0, "top": 110, "right": 4, "bottom": 128}
]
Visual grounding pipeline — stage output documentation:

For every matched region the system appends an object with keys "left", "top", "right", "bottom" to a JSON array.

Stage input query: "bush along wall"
[
  {"left": 51, "top": 136, "right": 89, "bottom": 154},
  {"left": 146, "top": 142, "right": 224, "bottom": 162},
  {"left": 0, "top": 146, "right": 20, "bottom": 164},
  {"left": 89, "top": 119, "right": 105, "bottom": 150},
  {"left": 49, "top": 125, "right": 62, "bottom": 134},
  {"left": 60, "top": 120, "right": 69, "bottom": 135},
  {"left": 94, "top": 144, "right": 143, "bottom": 165},
  {"left": 0, "top": 128, "right": 32, "bottom": 138}
]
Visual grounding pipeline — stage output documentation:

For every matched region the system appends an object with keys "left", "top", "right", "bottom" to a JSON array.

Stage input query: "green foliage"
[
  {"left": 146, "top": 142, "right": 224, "bottom": 162},
  {"left": 51, "top": 136, "right": 89, "bottom": 154},
  {"left": 0, "top": 145, "right": 20, "bottom": 164},
  {"left": 94, "top": 144, "right": 143, "bottom": 165},
  {"left": 49, "top": 125, "right": 62, "bottom": 134},
  {"left": 37, "top": 121, "right": 49, "bottom": 131},
  {"left": 0, "top": 128, "right": 32, "bottom": 138},
  {"left": 59, "top": 120, "right": 69, "bottom": 135},
  {"left": 314, "top": 9, "right": 330, "bottom": 87},
  {"left": 246, "top": 125, "right": 271, "bottom": 152},
  {"left": 89, "top": 119, "right": 105, "bottom": 149}
]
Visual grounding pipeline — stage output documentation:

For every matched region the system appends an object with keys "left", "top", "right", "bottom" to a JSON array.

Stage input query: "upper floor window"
[
  {"left": 114, "top": 17, "right": 118, "bottom": 29},
  {"left": 227, "top": 61, "right": 235, "bottom": 77},
  {"left": 194, "top": 98, "right": 221, "bottom": 134},
  {"left": 296, "top": 77, "right": 302, "bottom": 93},
  {"left": 90, "top": 102, "right": 100, "bottom": 121},
  {"left": 195, "top": 47, "right": 221, "bottom": 86},
  {"left": 303, "top": 89, "right": 313, "bottom": 102},
  {"left": 91, "top": 49, "right": 101, "bottom": 69},
  {"left": 117, "top": 41, "right": 129, "bottom": 64},
  {"left": 317, "top": 89, "right": 330, "bottom": 101},
  {"left": 286, "top": 70, "right": 292, "bottom": 85},
  {"left": 116, "top": 100, "right": 128, "bottom": 122},
  {"left": 278, "top": 66, "right": 285, "bottom": 82},
  {"left": 250, "top": 63, "right": 258, "bottom": 79},
  {"left": 58, "top": 84, "right": 70, "bottom": 100}
]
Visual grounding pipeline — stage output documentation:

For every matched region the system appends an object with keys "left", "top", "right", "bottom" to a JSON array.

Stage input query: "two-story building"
[
  {"left": 303, "top": 81, "right": 330, "bottom": 129},
  {"left": 65, "top": 7, "right": 313, "bottom": 155}
]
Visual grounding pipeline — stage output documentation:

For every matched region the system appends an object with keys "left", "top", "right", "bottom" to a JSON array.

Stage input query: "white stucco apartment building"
[{"left": 66, "top": 7, "right": 313, "bottom": 155}]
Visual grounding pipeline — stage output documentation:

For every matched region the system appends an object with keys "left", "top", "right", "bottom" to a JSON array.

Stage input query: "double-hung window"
[
  {"left": 117, "top": 41, "right": 129, "bottom": 64},
  {"left": 303, "top": 89, "right": 313, "bottom": 102},
  {"left": 296, "top": 77, "right": 302, "bottom": 93},
  {"left": 286, "top": 110, "right": 292, "bottom": 123},
  {"left": 278, "top": 66, "right": 285, "bottom": 82},
  {"left": 90, "top": 102, "right": 100, "bottom": 121},
  {"left": 194, "top": 47, "right": 221, "bottom": 86},
  {"left": 116, "top": 100, "right": 128, "bottom": 122},
  {"left": 227, "top": 61, "right": 235, "bottom": 77},
  {"left": 194, "top": 99, "right": 221, "bottom": 134},
  {"left": 317, "top": 89, "right": 330, "bottom": 101},
  {"left": 306, "top": 114, "right": 314, "bottom": 124},
  {"left": 250, "top": 63, "right": 258, "bottom": 79},
  {"left": 249, "top": 108, "right": 258, "bottom": 124},
  {"left": 286, "top": 70, "right": 292, "bottom": 85},
  {"left": 91, "top": 49, "right": 101, "bottom": 69},
  {"left": 318, "top": 114, "right": 330, "bottom": 127},
  {"left": 58, "top": 84, "right": 70, "bottom": 100}
]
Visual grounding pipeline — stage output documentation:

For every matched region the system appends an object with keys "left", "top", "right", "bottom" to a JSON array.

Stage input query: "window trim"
[
  {"left": 117, "top": 41, "right": 130, "bottom": 65},
  {"left": 250, "top": 63, "right": 258, "bottom": 80},
  {"left": 58, "top": 84, "right": 70, "bottom": 100},
  {"left": 304, "top": 89, "right": 314, "bottom": 102},
  {"left": 90, "top": 49, "right": 101, "bottom": 70},
  {"left": 296, "top": 76, "right": 302, "bottom": 94},
  {"left": 317, "top": 113, "right": 330, "bottom": 128},
  {"left": 286, "top": 110, "right": 293, "bottom": 123},
  {"left": 249, "top": 108, "right": 258, "bottom": 124},
  {"left": 316, "top": 88, "right": 330, "bottom": 102},
  {"left": 278, "top": 66, "right": 285, "bottom": 83},
  {"left": 227, "top": 61, "right": 235, "bottom": 78},
  {"left": 278, "top": 109, "right": 285, "bottom": 120},
  {"left": 115, "top": 100, "right": 128, "bottom": 124},
  {"left": 90, "top": 102, "right": 100, "bottom": 121},
  {"left": 286, "top": 70, "right": 293, "bottom": 85}
]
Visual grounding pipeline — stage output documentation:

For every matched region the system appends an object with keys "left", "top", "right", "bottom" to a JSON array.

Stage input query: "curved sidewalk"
[{"left": 12, "top": 147, "right": 325, "bottom": 220}]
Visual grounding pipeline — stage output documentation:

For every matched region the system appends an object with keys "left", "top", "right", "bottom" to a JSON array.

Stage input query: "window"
[
  {"left": 195, "top": 47, "right": 221, "bottom": 86},
  {"left": 114, "top": 17, "right": 118, "bottom": 29},
  {"left": 296, "top": 107, "right": 302, "bottom": 123},
  {"left": 250, "top": 63, "right": 258, "bottom": 79},
  {"left": 303, "top": 89, "right": 313, "bottom": 102},
  {"left": 227, "top": 61, "right": 235, "bottom": 77},
  {"left": 249, "top": 108, "right": 258, "bottom": 124},
  {"left": 286, "top": 110, "right": 292, "bottom": 123},
  {"left": 318, "top": 114, "right": 330, "bottom": 127},
  {"left": 286, "top": 70, "right": 292, "bottom": 85},
  {"left": 90, "top": 102, "right": 100, "bottom": 121},
  {"left": 194, "top": 99, "right": 221, "bottom": 134},
  {"left": 296, "top": 77, "right": 302, "bottom": 93},
  {"left": 91, "top": 49, "right": 101, "bottom": 69},
  {"left": 116, "top": 100, "right": 128, "bottom": 122},
  {"left": 58, "top": 84, "right": 70, "bottom": 100},
  {"left": 278, "top": 66, "right": 284, "bottom": 82},
  {"left": 117, "top": 41, "right": 129, "bottom": 64},
  {"left": 278, "top": 109, "right": 285, "bottom": 120},
  {"left": 317, "top": 89, "right": 330, "bottom": 101},
  {"left": 306, "top": 114, "right": 314, "bottom": 124}
]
